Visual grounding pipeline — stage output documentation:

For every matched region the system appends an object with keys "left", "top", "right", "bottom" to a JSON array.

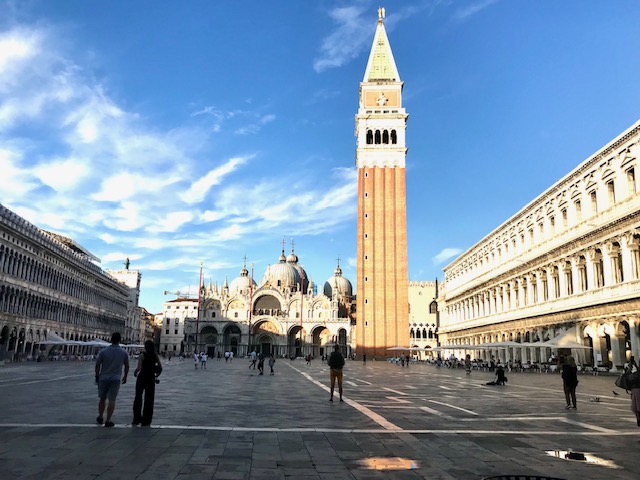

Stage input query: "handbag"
[{"left": 615, "top": 372, "right": 629, "bottom": 390}]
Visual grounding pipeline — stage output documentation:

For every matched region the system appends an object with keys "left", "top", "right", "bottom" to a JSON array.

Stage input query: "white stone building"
[
  {"left": 106, "top": 265, "right": 142, "bottom": 344},
  {"left": 0, "top": 204, "right": 129, "bottom": 361},
  {"left": 409, "top": 281, "right": 439, "bottom": 358},
  {"left": 159, "top": 245, "right": 355, "bottom": 359},
  {"left": 438, "top": 121, "right": 640, "bottom": 371}
]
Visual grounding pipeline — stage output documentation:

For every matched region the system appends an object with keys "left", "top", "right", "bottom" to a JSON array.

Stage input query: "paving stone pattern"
[{"left": 0, "top": 357, "right": 638, "bottom": 479}]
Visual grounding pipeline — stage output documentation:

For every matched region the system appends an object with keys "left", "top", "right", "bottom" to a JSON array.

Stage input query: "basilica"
[{"left": 159, "top": 243, "right": 355, "bottom": 359}]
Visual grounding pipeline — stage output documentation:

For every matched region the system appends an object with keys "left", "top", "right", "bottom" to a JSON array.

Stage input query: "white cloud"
[
  {"left": 147, "top": 211, "right": 195, "bottom": 233},
  {"left": 453, "top": 0, "right": 499, "bottom": 21},
  {"left": 33, "top": 157, "right": 89, "bottom": 192},
  {"left": 234, "top": 114, "right": 276, "bottom": 136},
  {"left": 313, "top": 6, "right": 370, "bottom": 72},
  {"left": 432, "top": 248, "right": 463, "bottom": 265},
  {"left": 180, "top": 155, "right": 253, "bottom": 204},
  {"left": 102, "top": 252, "right": 143, "bottom": 263}
]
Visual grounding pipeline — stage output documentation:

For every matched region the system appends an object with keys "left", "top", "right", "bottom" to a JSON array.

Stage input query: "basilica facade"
[
  {"left": 159, "top": 245, "right": 355, "bottom": 359},
  {"left": 438, "top": 121, "right": 640, "bottom": 370}
]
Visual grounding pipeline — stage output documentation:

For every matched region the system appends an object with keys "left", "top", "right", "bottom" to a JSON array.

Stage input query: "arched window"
[
  {"left": 382, "top": 130, "right": 389, "bottom": 144},
  {"left": 391, "top": 130, "right": 397, "bottom": 144},
  {"left": 422, "top": 328, "right": 427, "bottom": 338},
  {"left": 416, "top": 329, "right": 421, "bottom": 339},
  {"left": 429, "top": 301, "right": 437, "bottom": 314},
  {"left": 410, "top": 328, "right": 414, "bottom": 338},
  {"left": 366, "top": 130, "right": 373, "bottom": 144},
  {"left": 374, "top": 130, "right": 381, "bottom": 144}
]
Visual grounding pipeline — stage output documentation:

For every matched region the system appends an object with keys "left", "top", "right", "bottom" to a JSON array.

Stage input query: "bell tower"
[{"left": 355, "top": 7, "right": 409, "bottom": 359}]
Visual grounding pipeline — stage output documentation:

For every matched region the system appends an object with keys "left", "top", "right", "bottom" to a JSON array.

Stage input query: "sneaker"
[
  {"left": 96, "top": 416, "right": 104, "bottom": 425},
  {"left": 329, "top": 397, "right": 333, "bottom": 402},
  {"left": 565, "top": 405, "right": 571, "bottom": 409},
  {"left": 571, "top": 406, "right": 577, "bottom": 409},
  {"left": 339, "top": 398, "right": 344, "bottom": 402},
  {"left": 104, "top": 421, "right": 115, "bottom": 428}
]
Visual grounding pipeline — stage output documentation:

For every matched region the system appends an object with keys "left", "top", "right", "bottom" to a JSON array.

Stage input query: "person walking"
[
  {"left": 268, "top": 354, "right": 276, "bottom": 375},
  {"left": 328, "top": 344, "right": 345, "bottom": 402},
  {"left": 193, "top": 352, "right": 199, "bottom": 369},
  {"left": 625, "top": 356, "right": 640, "bottom": 426},
  {"left": 257, "top": 352, "right": 265, "bottom": 375},
  {"left": 249, "top": 349, "right": 257, "bottom": 369},
  {"left": 562, "top": 355, "right": 579, "bottom": 409},
  {"left": 200, "top": 352, "right": 207, "bottom": 369},
  {"left": 132, "top": 340, "right": 162, "bottom": 426},
  {"left": 465, "top": 354, "right": 472, "bottom": 375},
  {"left": 95, "top": 332, "right": 129, "bottom": 427}
]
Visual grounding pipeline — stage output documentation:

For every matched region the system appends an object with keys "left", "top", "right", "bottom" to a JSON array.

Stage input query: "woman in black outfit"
[
  {"left": 132, "top": 340, "right": 162, "bottom": 426},
  {"left": 561, "top": 355, "right": 578, "bottom": 409}
]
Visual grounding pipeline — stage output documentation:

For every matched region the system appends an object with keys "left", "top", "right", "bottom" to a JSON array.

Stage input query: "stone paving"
[{"left": 0, "top": 356, "right": 638, "bottom": 479}]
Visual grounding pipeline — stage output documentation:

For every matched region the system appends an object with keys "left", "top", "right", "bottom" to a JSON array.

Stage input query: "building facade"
[
  {"left": 0, "top": 204, "right": 129, "bottom": 361},
  {"left": 106, "top": 266, "right": 142, "bottom": 344},
  {"left": 159, "top": 245, "right": 355, "bottom": 359},
  {"left": 409, "top": 281, "right": 439, "bottom": 358},
  {"left": 438, "top": 121, "right": 640, "bottom": 370},
  {"left": 355, "top": 8, "right": 409, "bottom": 358}
]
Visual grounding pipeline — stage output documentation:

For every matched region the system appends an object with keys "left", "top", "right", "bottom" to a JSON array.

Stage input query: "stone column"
[
  {"left": 628, "top": 317, "right": 640, "bottom": 360},
  {"left": 525, "top": 275, "right": 533, "bottom": 305},
  {"left": 508, "top": 281, "right": 516, "bottom": 311},
  {"left": 545, "top": 267, "right": 555, "bottom": 301},
  {"left": 602, "top": 241, "right": 616, "bottom": 285},
  {"left": 620, "top": 232, "right": 640, "bottom": 281},
  {"left": 608, "top": 327, "right": 626, "bottom": 372},
  {"left": 557, "top": 261, "right": 567, "bottom": 298},
  {"left": 570, "top": 256, "right": 581, "bottom": 294}
]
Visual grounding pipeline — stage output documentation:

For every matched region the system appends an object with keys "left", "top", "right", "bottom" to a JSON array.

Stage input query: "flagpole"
[
  {"left": 249, "top": 262, "right": 254, "bottom": 355},
  {"left": 196, "top": 261, "right": 203, "bottom": 353},
  {"left": 299, "top": 270, "right": 305, "bottom": 358}
]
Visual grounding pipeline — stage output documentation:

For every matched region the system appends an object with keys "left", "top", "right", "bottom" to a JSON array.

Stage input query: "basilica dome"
[
  {"left": 323, "top": 262, "right": 353, "bottom": 298},
  {"left": 286, "top": 243, "right": 308, "bottom": 291},
  {"left": 229, "top": 263, "right": 257, "bottom": 294},
  {"left": 261, "top": 249, "right": 302, "bottom": 290}
]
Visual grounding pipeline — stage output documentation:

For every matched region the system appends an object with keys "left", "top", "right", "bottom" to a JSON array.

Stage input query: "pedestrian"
[
  {"left": 249, "top": 349, "right": 257, "bottom": 369},
  {"left": 193, "top": 352, "right": 199, "bottom": 369},
  {"left": 200, "top": 351, "right": 207, "bottom": 369},
  {"left": 217, "top": 351, "right": 221, "bottom": 361},
  {"left": 268, "top": 354, "right": 276, "bottom": 375},
  {"left": 257, "top": 352, "right": 265, "bottom": 375},
  {"left": 363, "top": 354, "right": 366, "bottom": 365},
  {"left": 132, "top": 340, "right": 162, "bottom": 426},
  {"left": 328, "top": 344, "right": 345, "bottom": 402},
  {"left": 95, "top": 332, "right": 129, "bottom": 428},
  {"left": 225, "top": 351, "right": 229, "bottom": 362},
  {"left": 465, "top": 354, "right": 471, "bottom": 375},
  {"left": 400, "top": 353, "right": 405, "bottom": 367},
  {"left": 229, "top": 351, "right": 234, "bottom": 362},
  {"left": 562, "top": 355, "right": 579, "bottom": 409},
  {"left": 625, "top": 356, "right": 640, "bottom": 427}
]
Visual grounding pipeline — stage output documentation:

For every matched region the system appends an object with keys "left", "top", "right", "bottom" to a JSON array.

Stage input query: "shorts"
[
  {"left": 330, "top": 369, "right": 343, "bottom": 383},
  {"left": 98, "top": 379, "right": 121, "bottom": 401}
]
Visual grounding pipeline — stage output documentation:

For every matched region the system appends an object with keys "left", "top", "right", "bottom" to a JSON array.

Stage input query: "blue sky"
[{"left": 1, "top": 0, "right": 639, "bottom": 313}]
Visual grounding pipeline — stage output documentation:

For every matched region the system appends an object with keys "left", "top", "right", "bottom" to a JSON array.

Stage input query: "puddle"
[
  {"left": 545, "top": 450, "right": 620, "bottom": 469},
  {"left": 357, "top": 457, "right": 419, "bottom": 470}
]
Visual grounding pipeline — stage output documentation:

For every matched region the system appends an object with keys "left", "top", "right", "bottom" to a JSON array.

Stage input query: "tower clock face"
[{"left": 364, "top": 90, "right": 399, "bottom": 108}]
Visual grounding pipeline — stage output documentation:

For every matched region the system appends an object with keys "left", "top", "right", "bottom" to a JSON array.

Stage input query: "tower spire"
[{"left": 363, "top": 7, "right": 400, "bottom": 83}]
